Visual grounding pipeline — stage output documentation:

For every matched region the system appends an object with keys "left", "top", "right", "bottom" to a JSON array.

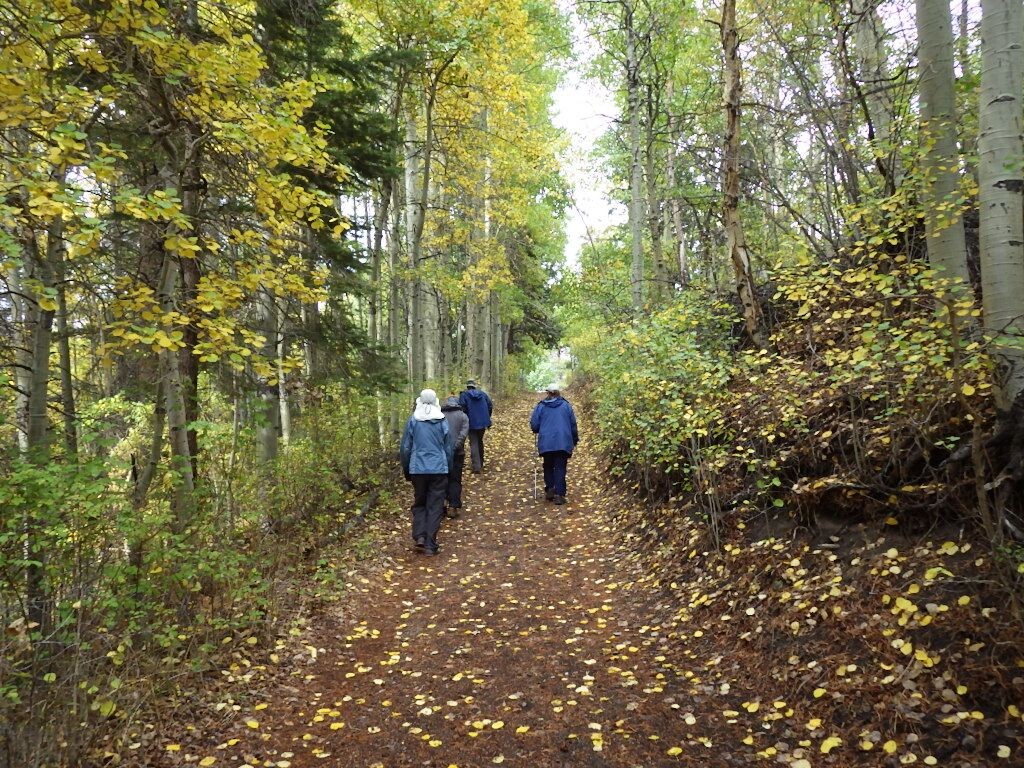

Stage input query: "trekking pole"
[{"left": 533, "top": 460, "right": 539, "bottom": 501}]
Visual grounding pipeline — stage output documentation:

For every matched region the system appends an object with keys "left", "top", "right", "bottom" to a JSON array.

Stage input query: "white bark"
[
  {"left": 625, "top": 0, "right": 645, "bottom": 311},
  {"left": 852, "top": 0, "right": 900, "bottom": 187},
  {"left": 404, "top": 113, "right": 423, "bottom": 384},
  {"left": 917, "top": 0, "right": 970, "bottom": 285},
  {"left": 276, "top": 301, "right": 291, "bottom": 446},
  {"left": 979, "top": 0, "right": 1024, "bottom": 407}
]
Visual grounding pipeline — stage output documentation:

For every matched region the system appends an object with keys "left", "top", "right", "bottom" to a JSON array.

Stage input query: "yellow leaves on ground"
[
  {"left": 144, "top": 397, "right": 1023, "bottom": 768},
  {"left": 820, "top": 734, "right": 843, "bottom": 753}
]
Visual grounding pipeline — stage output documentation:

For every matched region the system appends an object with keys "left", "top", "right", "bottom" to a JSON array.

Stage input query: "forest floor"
[{"left": 145, "top": 396, "right": 1024, "bottom": 768}]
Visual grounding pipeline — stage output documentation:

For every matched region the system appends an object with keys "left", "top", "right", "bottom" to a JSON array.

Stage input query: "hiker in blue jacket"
[
  {"left": 529, "top": 383, "right": 579, "bottom": 505},
  {"left": 458, "top": 379, "right": 493, "bottom": 473},
  {"left": 400, "top": 389, "right": 453, "bottom": 555}
]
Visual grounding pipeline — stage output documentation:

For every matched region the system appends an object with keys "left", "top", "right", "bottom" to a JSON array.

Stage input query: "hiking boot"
[
  {"left": 553, "top": 495, "right": 566, "bottom": 505},
  {"left": 446, "top": 508, "right": 461, "bottom": 519},
  {"left": 423, "top": 546, "right": 440, "bottom": 556},
  {"left": 414, "top": 536, "right": 427, "bottom": 549},
  {"left": 544, "top": 488, "right": 555, "bottom": 502}
]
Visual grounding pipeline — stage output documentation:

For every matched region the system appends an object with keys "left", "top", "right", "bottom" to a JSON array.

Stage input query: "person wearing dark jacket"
[
  {"left": 440, "top": 396, "right": 469, "bottom": 518},
  {"left": 400, "top": 389, "right": 453, "bottom": 555},
  {"left": 529, "top": 384, "right": 579, "bottom": 505},
  {"left": 458, "top": 379, "right": 493, "bottom": 473}
]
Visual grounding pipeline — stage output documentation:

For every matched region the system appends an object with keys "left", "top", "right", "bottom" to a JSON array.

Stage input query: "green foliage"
[
  {"left": 0, "top": 390, "right": 390, "bottom": 765},
  {"left": 575, "top": 254, "right": 991, "bottom": 524}
]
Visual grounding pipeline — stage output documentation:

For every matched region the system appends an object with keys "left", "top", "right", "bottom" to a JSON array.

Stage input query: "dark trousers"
[
  {"left": 447, "top": 450, "right": 465, "bottom": 508},
  {"left": 468, "top": 429, "right": 486, "bottom": 472},
  {"left": 542, "top": 451, "right": 570, "bottom": 497},
  {"left": 410, "top": 474, "right": 447, "bottom": 550}
]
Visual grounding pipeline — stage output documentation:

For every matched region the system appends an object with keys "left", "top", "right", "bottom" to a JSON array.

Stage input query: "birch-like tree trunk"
[
  {"left": 625, "top": 0, "right": 645, "bottom": 311},
  {"left": 21, "top": 217, "right": 59, "bottom": 631},
  {"left": 56, "top": 269, "right": 77, "bottom": 458},
  {"left": 388, "top": 177, "right": 404, "bottom": 440},
  {"left": 645, "top": 84, "right": 669, "bottom": 303},
  {"left": 256, "top": 289, "right": 280, "bottom": 464},
  {"left": 917, "top": 0, "right": 970, "bottom": 285},
  {"left": 9, "top": 260, "right": 31, "bottom": 454},
  {"left": 157, "top": 248, "right": 195, "bottom": 527},
  {"left": 722, "top": 0, "right": 765, "bottom": 348},
  {"left": 852, "top": 0, "right": 900, "bottom": 190},
  {"left": 370, "top": 180, "right": 392, "bottom": 347},
  {"left": 276, "top": 301, "right": 291, "bottom": 446},
  {"left": 665, "top": 82, "right": 688, "bottom": 285},
  {"left": 404, "top": 112, "right": 424, "bottom": 385},
  {"left": 978, "top": 0, "right": 1024, "bottom": 408}
]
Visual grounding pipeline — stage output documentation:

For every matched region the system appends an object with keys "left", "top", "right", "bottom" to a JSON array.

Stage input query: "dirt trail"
[
  {"left": 172, "top": 396, "right": 701, "bottom": 767},
  {"left": 150, "top": 396, "right": 1024, "bottom": 768}
]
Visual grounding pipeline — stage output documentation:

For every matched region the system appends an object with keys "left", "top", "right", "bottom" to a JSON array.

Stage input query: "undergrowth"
[
  {"left": 574, "top": 255, "right": 1022, "bottom": 587},
  {"left": 0, "top": 390, "right": 394, "bottom": 768}
]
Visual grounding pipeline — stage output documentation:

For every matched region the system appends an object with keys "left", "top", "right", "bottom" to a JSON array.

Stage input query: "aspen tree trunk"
[
  {"left": 722, "top": 0, "right": 765, "bottom": 348},
  {"left": 371, "top": 182, "right": 391, "bottom": 446},
  {"left": 156, "top": 249, "right": 195, "bottom": 528},
  {"left": 257, "top": 290, "right": 280, "bottom": 463},
  {"left": 917, "top": 0, "right": 970, "bottom": 285},
  {"left": 421, "top": 182, "right": 440, "bottom": 382},
  {"left": 404, "top": 113, "right": 424, "bottom": 385},
  {"left": 388, "top": 180, "right": 403, "bottom": 353},
  {"left": 852, "top": 0, "right": 899, "bottom": 190},
  {"left": 388, "top": 178, "right": 404, "bottom": 440},
  {"left": 466, "top": 299, "right": 480, "bottom": 379},
  {"left": 480, "top": 297, "right": 492, "bottom": 388},
  {"left": 301, "top": 229, "right": 320, "bottom": 381},
  {"left": 9, "top": 260, "right": 31, "bottom": 454},
  {"left": 665, "top": 82, "right": 688, "bottom": 285},
  {"left": 958, "top": 0, "right": 971, "bottom": 79},
  {"left": 128, "top": 366, "right": 166, "bottom": 585},
  {"left": 370, "top": 180, "right": 392, "bottom": 347},
  {"left": 978, "top": 0, "right": 1024, "bottom": 408},
  {"left": 625, "top": 0, "right": 645, "bottom": 311},
  {"left": 644, "top": 89, "right": 669, "bottom": 302},
  {"left": 467, "top": 111, "right": 492, "bottom": 384},
  {"left": 276, "top": 301, "right": 291, "bottom": 446},
  {"left": 490, "top": 292, "right": 502, "bottom": 395},
  {"left": 56, "top": 273, "right": 77, "bottom": 458},
  {"left": 22, "top": 217, "right": 59, "bottom": 632}
]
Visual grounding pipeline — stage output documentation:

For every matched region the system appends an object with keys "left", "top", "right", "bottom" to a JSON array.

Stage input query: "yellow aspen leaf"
[{"left": 820, "top": 735, "right": 843, "bottom": 753}]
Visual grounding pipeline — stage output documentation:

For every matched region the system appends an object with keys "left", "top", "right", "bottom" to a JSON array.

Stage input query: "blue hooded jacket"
[
  {"left": 530, "top": 396, "right": 579, "bottom": 456},
  {"left": 459, "top": 388, "right": 493, "bottom": 430},
  {"left": 400, "top": 417, "right": 453, "bottom": 475}
]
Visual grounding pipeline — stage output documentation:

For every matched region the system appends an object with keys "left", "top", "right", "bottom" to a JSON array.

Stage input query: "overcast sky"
[{"left": 549, "top": 1, "right": 625, "bottom": 271}]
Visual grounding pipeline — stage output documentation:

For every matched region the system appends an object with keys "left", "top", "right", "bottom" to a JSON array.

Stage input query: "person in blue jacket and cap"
[
  {"left": 400, "top": 389, "right": 453, "bottom": 555},
  {"left": 529, "top": 383, "right": 579, "bottom": 505},
  {"left": 458, "top": 379, "right": 493, "bottom": 474}
]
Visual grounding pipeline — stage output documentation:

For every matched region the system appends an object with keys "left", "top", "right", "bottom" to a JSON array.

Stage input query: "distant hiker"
[
  {"left": 530, "top": 384, "right": 579, "bottom": 505},
  {"left": 459, "top": 379, "right": 493, "bottom": 474},
  {"left": 441, "top": 395, "right": 469, "bottom": 518},
  {"left": 400, "top": 389, "right": 453, "bottom": 556}
]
